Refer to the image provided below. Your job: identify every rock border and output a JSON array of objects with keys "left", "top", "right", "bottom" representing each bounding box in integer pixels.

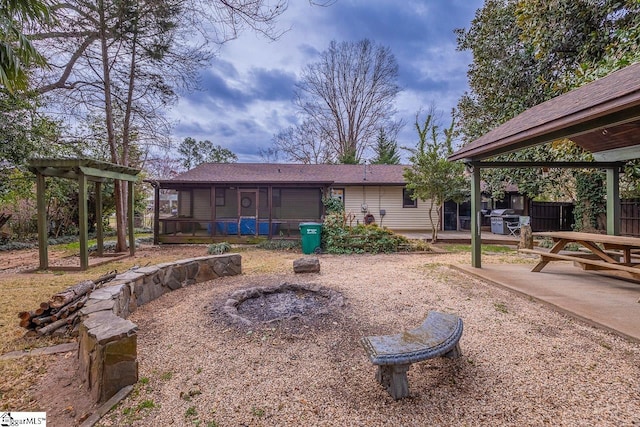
[
  {"left": 222, "top": 282, "right": 344, "bottom": 326},
  {"left": 77, "top": 254, "right": 241, "bottom": 404}
]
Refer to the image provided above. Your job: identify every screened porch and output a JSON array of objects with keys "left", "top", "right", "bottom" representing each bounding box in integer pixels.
[{"left": 154, "top": 185, "right": 325, "bottom": 243}]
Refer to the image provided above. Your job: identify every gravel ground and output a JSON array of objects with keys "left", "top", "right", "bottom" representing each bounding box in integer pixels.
[{"left": 96, "top": 252, "right": 640, "bottom": 426}]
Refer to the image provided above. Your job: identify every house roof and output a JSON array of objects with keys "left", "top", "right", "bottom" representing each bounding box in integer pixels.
[
  {"left": 156, "top": 163, "right": 409, "bottom": 186},
  {"left": 449, "top": 62, "right": 640, "bottom": 162}
]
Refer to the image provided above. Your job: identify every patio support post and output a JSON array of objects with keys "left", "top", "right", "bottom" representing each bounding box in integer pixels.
[
  {"left": 470, "top": 164, "right": 482, "bottom": 268},
  {"left": 36, "top": 172, "right": 48, "bottom": 270},
  {"left": 78, "top": 172, "right": 89, "bottom": 270},
  {"left": 128, "top": 180, "right": 135, "bottom": 256},
  {"left": 153, "top": 183, "right": 160, "bottom": 245},
  {"left": 606, "top": 167, "right": 620, "bottom": 235},
  {"left": 96, "top": 181, "right": 103, "bottom": 256}
]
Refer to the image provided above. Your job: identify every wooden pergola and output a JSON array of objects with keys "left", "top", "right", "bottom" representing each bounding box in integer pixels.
[
  {"left": 449, "top": 62, "right": 640, "bottom": 268},
  {"left": 28, "top": 158, "right": 141, "bottom": 271}
]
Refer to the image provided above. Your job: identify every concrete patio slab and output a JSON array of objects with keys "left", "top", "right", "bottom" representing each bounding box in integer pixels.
[{"left": 451, "top": 262, "right": 640, "bottom": 343}]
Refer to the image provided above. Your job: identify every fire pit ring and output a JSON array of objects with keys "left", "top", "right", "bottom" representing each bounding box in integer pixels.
[{"left": 222, "top": 282, "right": 344, "bottom": 326}]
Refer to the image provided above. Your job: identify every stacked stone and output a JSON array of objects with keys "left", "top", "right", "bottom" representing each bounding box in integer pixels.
[{"left": 77, "top": 253, "right": 242, "bottom": 404}]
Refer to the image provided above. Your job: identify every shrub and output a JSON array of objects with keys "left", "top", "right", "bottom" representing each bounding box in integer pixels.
[
  {"left": 321, "top": 212, "right": 408, "bottom": 254},
  {"left": 207, "top": 242, "right": 231, "bottom": 255},
  {"left": 257, "top": 239, "right": 301, "bottom": 251}
]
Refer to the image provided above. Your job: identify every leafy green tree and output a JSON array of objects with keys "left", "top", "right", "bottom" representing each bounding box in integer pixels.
[
  {"left": 178, "top": 137, "right": 237, "bottom": 169},
  {"left": 403, "top": 110, "right": 468, "bottom": 243},
  {"left": 0, "top": 0, "right": 50, "bottom": 92},
  {"left": 371, "top": 128, "right": 401, "bottom": 165},
  {"left": 455, "top": 0, "right": 640, "bottom": 229}
]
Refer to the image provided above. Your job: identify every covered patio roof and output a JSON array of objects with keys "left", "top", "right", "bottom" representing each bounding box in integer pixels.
[
  {"left": 449, "top": 62, "right": 640, "bottom": 268},
  {"left": 450, "top": 61, "right": 640, "bottom": 162}
]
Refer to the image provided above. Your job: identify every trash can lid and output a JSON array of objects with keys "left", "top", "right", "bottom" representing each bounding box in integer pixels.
[{"left": 299, "top": 222, "right": 322, "bottom": 226}]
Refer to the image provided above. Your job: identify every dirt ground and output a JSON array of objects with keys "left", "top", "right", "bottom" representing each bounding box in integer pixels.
[
  {"left": 4, "top": 245, "right": 639, "bottom": 426},
  {"left": 0, "top": 244, "right": 222, "bottom": 426}
]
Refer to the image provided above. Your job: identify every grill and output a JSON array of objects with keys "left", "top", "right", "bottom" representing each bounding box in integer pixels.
[{"left": 489, "top": 209, "right": 519, "bottom": 235}]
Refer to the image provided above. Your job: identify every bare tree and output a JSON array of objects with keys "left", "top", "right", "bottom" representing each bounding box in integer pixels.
[
  {"left": 273, "top": 119, "right": 335, "bottom": 164},
  {"left": 29, "top": 0, "right": 288, "bottom": 251},
  {"left": 285, "top": 39, "right": 402, "bottom": 164}
]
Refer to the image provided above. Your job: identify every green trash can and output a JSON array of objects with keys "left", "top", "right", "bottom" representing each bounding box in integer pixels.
[{"left": 299, "top": 222, "right": 322, "bottom": 254}]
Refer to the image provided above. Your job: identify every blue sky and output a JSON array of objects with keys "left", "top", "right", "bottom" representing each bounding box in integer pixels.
[{"left": 168, "top": 0, "right": 485, "bottom": 162}]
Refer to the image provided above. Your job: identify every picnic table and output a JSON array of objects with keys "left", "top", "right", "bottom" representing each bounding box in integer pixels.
[{"left": 519, "top": 231, "right": 640, "bottom": 280}]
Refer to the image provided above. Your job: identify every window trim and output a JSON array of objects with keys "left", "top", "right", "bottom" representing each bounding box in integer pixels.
[
  {"left": 402, "top": 188, "right": 417, "bottom": 208},
  {"left": 215, "top": 188, "right": 226, "bottom": 206}
]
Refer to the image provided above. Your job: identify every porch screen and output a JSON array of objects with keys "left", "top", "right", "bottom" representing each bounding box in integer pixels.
[{"left": 275, "top": 188, "right": 321, "bottom": 219}]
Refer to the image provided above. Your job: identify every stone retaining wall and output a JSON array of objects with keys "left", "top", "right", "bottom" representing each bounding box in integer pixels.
[{"left": 78, "top": 254, "right": 242, "bottom": 403}]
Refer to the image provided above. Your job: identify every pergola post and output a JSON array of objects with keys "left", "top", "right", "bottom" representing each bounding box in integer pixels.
[
  {"left": 470, "top": 164, "right": 482, "bottom": 268},
  {"left": 36, "top": 172, "right": 48, "bottom": 270},
  {"left": 153, "top": 183, "right": 160, "bottom": 245},
  {"left": 606, "top": 167, "right": 620, "bottom": 235},
  {"left": 96, "top": 181, "right": 103, "bottom": 256},
  {"left": 78, "top": 172, "right": 89, "bottom": 270}
]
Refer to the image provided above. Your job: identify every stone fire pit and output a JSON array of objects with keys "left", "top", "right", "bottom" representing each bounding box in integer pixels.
[{"left": 222, "top": 282, "right": 344, "bottom": 326}]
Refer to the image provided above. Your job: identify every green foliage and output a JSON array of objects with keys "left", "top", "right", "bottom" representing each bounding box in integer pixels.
[
  {"left": 256, "top": 239, "right": 301, "bottom": 251},
  {"left": 371, "top": 128, "right": 401, "bottom": 165},
  {"left": 455, "top": 0, "right": 640, "bottom": 228},
  {"left": 0, "top": 0, "right": 51, "bottom": 92},
  {"left": 178, "top": 137, "right": 238, "bottom": 169},
  {"left": 322, "top": 196, "right": 344, "bottom": 215},
  {"left": 403, "top": 109, "right": 468, "bottom": 242},
  {"left": 321, "top": 211, "right": 408, "bottom": 254},
  {"left": 207, "top": 242, "right": 231, "bottom": 255},
  {"left": 572, "top": 170, "right": 606, "bottom": 231}
]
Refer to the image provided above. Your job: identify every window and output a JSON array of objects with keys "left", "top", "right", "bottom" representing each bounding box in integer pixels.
[
  {"left": 272, "top": 188, "right": 281, "bottom": 208},
  {"left": 330, "top": 188, "right": 344, "bottom": 203},
  {"left": 215, "top": 188, "right": 225, "bottom": 206},
  {"left": 403, "top": 188, "right": 417, "bottom": 208}
]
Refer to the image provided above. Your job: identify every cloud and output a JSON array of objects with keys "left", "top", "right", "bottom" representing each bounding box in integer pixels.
[{"left": 167, "top": 0, "right": 485, "bottom": 162}]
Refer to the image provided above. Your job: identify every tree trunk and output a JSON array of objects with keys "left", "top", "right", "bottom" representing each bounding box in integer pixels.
[
  {"left": 428, "top": 203, "right": 438, "bottom": 243},
  {"left": 98, "top": 0, "right": 128, "bottom": 253}
]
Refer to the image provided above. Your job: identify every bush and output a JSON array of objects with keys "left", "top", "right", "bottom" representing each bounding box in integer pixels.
[
  {"left": 257, "top": 239, "right": 301, "bottom": 251},
  {"left": 321, "top": 212, "right": 408, "bottom": 254},
  {"left": 207, "top": 242, "right": 231, "bottom": 255}
]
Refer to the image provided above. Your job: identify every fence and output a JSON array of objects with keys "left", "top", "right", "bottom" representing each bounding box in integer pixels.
[
  {"left": 529, "top": 201, "right": 574, "bottom": 232},
  {"left": 621, "top": 198, "right": 640, "bottom": 237}
]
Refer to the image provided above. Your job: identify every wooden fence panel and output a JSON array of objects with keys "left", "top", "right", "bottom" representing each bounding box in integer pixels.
[
  {"left": 621, "top": 198, "right": 640, "bottom": 237},
  {"left": 529, "top": 201, "right": 574, "bottom": 232}
]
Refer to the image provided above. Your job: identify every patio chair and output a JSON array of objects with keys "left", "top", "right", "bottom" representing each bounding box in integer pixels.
[{"left": 507, "top": 216, "right": 530, "bottom": 236}]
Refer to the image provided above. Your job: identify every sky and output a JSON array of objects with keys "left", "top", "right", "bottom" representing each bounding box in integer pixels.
[{"left": 168, "top": 0, "right": 486, "bottom": 163}]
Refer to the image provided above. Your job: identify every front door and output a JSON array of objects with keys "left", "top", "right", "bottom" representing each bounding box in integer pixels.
[{"left": 239, "top": 190, "right": 258, "bottom": 235}]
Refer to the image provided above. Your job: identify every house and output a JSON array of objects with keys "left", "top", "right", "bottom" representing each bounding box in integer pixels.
[{"left": 148, "top": 163, "right": 436, "bottom": 244}]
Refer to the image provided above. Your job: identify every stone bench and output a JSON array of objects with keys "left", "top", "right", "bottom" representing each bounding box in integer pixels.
[{"left": 360, "top": 311, "right": 463, "bottom": 400}]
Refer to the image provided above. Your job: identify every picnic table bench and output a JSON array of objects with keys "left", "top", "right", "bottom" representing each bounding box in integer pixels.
[
  {"left": 520, "top": 231, "right": 640, "bottom": 280},
  {"left": 360, "top": 311, "right": 463, "bottom": 400}
]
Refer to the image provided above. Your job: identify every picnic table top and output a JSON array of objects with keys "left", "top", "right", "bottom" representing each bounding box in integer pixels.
[{"left": 534, "top": 231, "right": 640, "bottom": 248}]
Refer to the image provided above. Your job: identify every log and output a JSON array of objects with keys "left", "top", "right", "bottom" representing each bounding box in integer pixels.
[
  {"left": 32, "top": 315, "right": 53, "bottom": 326},
  {"left": 94, "top": 272, "right": 117, "bottom": 286},
  {"left": 52, "top": 295, "right": 88, "bottom": 321},
  {"left": 49, "top": 280, "right": 94, "bottom": 309},
  {"left": 37, "top": 312, "right": 78, "bottom": 336},
  {"left": 19, "top": 318, "right": 33, "bottom": 328},
  {"left": 18, "top": 311, "right": 36, "bottom": 321},
  {"left": 40, "top": 302, "right": 50, "bottom": 311}
]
